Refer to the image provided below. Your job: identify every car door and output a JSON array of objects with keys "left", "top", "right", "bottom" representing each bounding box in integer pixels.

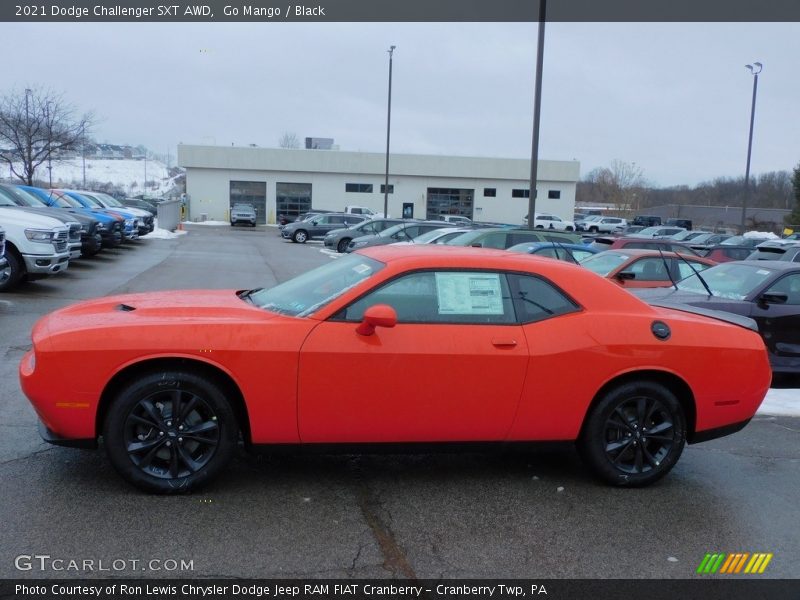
[
  {"left": 297, "top": 270, "right": 528, "bottom": 442},
  {"left": 750, "top": 273, "right": 800, "bottom": 367}
]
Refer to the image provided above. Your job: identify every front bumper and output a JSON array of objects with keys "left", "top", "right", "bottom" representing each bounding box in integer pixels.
[
  {"left": 68, "top": 241, "right": 82, "bottom": 260},
  {"left": 22, "top": 252, "right": 70, "bottom": 275}
]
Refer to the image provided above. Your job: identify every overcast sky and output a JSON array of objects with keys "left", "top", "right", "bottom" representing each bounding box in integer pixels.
[{"left": 4, "top": 21, "right": 799, "bottom": 186}]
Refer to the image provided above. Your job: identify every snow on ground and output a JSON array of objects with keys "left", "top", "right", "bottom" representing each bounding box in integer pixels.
[
  {"left": 146, "top": 227, "right": 187, "bottom": 240},
  {"left": 758, "top": 388, "right": 800, "bottom": 417},
  {"left": 183, "top": 220, "right": 230, "bottom": 226},
  {"left": 5, "top": 158, "right": 179, "bottom": 197}
]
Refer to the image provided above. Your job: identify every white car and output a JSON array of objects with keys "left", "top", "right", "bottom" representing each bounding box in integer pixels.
[
  {"left": 579, "top": 216, "right": 628, "bottom": 234},
  {"left": 524, "top": 213, "right": 576, "bottom": 231}
]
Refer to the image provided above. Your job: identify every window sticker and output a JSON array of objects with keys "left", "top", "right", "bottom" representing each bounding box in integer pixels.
[{"left": 435, "top": 272, "right": 503, "bottom": 315}]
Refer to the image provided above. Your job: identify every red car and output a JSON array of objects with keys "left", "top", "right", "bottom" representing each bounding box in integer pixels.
[
  {"left": 20, "top": 246, "right": 770, "bottom": 493},
  {"left": 580, "top": 249, "right": 716, "bottom": 288}
]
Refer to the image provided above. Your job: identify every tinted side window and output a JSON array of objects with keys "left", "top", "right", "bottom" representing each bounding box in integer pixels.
[
  {"left": 507, "top": 232, "right": 540, "bottom": 246},
  {"left": 329, "top": 216, "right": 346, "bottom": 225},
  {"left": 479, "top": 233, "right": 508, "bottom": 249},
  {"left": 628, "top": 258, "right": 670, "bottom": 281},
  {"left": 340, "top": 271, "right": 515, "bottom": 324},
  {"left": 507, "top": 274, "right": 579, "bottom": 324}
]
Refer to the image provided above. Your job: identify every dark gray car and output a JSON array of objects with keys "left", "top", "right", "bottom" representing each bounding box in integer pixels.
[
  {"left": 282, "top": 213, "right": 368, "bottom": 243},
  {"left": 323, "top": 218, "right": 404, "bottom": 253},
  {"left": 346, "top": 221, "right": 455, "bottom": 252}
]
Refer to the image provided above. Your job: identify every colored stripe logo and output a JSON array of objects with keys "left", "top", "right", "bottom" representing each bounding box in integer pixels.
[{"left": 697, "top": 552, "right": 773, "bottom": 574}]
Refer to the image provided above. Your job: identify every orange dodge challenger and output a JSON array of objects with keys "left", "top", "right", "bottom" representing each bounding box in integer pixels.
[{"left": 19, "top": 246, "right": 770, "bottom": 493}]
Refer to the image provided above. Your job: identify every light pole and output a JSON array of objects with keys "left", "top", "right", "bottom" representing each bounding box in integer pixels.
[
  {"left": 741, "top": 62, "right": 762, "bottom": 232},
  {"left": 527, "top": 0, "right": 546, "bottom": 230},
  {"left": 383, "top": 45, "right": 396, "bottom": 219}
]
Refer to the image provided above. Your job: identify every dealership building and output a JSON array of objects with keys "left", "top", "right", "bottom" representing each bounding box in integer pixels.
[{"left": 177, "top": 144, "right": 580, "bottom": 225}]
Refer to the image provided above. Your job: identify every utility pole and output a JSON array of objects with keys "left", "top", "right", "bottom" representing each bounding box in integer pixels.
[
  {"left": 741, "top": 62, "right": 762, "bottom": 233},
  {"left": 383, "top": 45, "right": 396, "bottom": 219},
  {"left": 527, "top": 0, "right": 546, "bottom": 230}
]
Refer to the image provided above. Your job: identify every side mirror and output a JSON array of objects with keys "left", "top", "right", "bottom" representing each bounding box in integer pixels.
[
  {"left": 356, "top": 304, "right": 398, "bottom": 336},
  {"left": 311, "top": 220, "right": 319, "bottom": 225},
  {"left": 616, "top": 271, "right": 636, "bottom": 281},
  {"left": 759, "top": 292, "right": 788, "bottom": 307}
]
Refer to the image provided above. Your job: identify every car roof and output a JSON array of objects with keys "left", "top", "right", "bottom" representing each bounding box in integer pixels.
[
  {"left": 599, "top": 248, "right": 711, "bottom": 259},
  {"left": 732, "top": 260, "right": 800, "bottom": 271}
]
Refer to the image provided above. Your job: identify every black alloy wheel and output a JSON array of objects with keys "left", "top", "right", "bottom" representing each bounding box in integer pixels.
[
  {"left": 104, "top": 370, "right": 238, "bottom": 493},
  {"left": 337, "top": 238, "right": 351, "bottom": 253},
  {"left": 579, "top": 380, "right": 686, "bottom": 487}
]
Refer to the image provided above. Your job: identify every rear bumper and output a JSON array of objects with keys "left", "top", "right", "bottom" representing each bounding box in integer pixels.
[
  {"left": 689, "top": 418, "right": 751, "bottom": 444},
  {"left": 38, "top": 420, "right": 97, "bottom": 449}
]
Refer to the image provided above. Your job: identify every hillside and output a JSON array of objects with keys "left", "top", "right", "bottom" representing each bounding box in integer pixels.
[{"left": 2, "top": 158, "right": 184, "bottom": 198}]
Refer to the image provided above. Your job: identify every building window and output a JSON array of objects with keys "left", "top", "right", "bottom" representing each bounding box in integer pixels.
[
  {"left": 483, "top": 188, "right": 496, "bottom": 197},
  {"left": 276, "top": 182, "right": 312, "bottom": 221},
  {"left": 426, "top": 188, "right": 474, "bottom": 221},
  {"left": 380, "top": 184, "right": 394, "bottom": 194},
  {"left": 548, "top": 190, "right": 561, "bottom": 199},
  {"left": 346, "top": 183, "right": 373, "bottom": 193},
  {"left": 512, "top": 189, "right": 530, "bottom": 198}
]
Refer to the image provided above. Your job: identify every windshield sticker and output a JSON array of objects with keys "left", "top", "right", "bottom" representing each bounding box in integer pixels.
[
  {"left": 756, "top": 270, "right": 770, "bottom": 276},
  {"left": 353, "top": 264, "right": 372, "bottom": 274},
  {"left": 436, "top": 272, "right": 503, "bottom": 315}
]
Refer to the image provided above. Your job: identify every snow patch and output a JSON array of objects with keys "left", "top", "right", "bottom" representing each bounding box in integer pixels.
[
  {"left": 758, "top": 388, "right": 800, "bottom": 417},
  {"left": 744, "top": 231, "right": 778, "bottom": 240},
  {"left": 146, "top": 227, "right": 187, "bottom": 240},
  {"left": 184, "top": 220, "right": 230, "bottom": 226}
]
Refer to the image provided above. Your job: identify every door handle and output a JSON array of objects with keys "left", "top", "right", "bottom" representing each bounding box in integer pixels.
[{"left": 492, "top": 338, "right": 518, "bottom": 347}]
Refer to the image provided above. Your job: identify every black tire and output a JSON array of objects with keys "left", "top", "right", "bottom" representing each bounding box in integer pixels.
[
  {"left": 0, "top": 247, "right": 25, "bottom": 292},
  {"left": 337, "top": 238, "right": 351, "bottom": 253},
  {"left": 535, "top": 225, "right": 544, "bottom": 229},
  {"left": 566, "top": 226, "right": 574, "bottom": 232},
  {"left": 103, "top": 370, "right": 238, "bottom": 494},
  {"left": 578, "top": 380, "right": 686, "bottom": 487},
  {"left": 293, "top": 230, "right": 308, "bottom": 243},
  {"left": 589, "top": 226, "right": 599, "bottom": 233}
]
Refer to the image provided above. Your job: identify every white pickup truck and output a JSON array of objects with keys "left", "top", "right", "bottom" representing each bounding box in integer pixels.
[{"left": 0, "top": 208, "right": 71, "bottom": 292}]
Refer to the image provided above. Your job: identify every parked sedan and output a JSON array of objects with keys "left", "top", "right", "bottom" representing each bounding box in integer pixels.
[
  {"left": 446, "top": 228, "right": 581, "bottom": 249},
  {"left": 20, "top": 245, "right": 770, "bottom": 493},
  {"left": 346, "top": 221, "right": 453, "bottom": 252},
  {"left": 747, "top": 241, "right": 800, "bottom": 262},
  {"left": 324, "top": 218, "right": 404, "bottom": 253},
  {"left": 282, "top": 213, "right": 368, "bottom": 243},
  {"left": 634, "top": 261, "right": 800, "bottom": 374},
  {"left": 628, "top": 226, "right": 687, "bottom": 239},
  {"left": 590, "top": 236, "right": 699, "bottom": 256},
  {"left": 580, "top": 250, "right": 715, "bottom": 288},
  {"left": 507, "top": 242, "right": 599, "bottom": 263}
]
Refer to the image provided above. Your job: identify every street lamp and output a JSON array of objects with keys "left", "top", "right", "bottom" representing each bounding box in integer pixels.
[
  {"left": 741, "top": 61, "right": 762, "bottom": 232},
  {"left": 383, "top": 45, "right": 396, "bottom": 219},
  {"left": 527, "top": 0, "right": 546, "bottom": 230}
]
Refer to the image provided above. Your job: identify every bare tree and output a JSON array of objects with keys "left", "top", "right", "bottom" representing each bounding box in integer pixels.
[
  {"left": 278, "top": 132, "right": 300, "bottom": 149},
  {"left": 581, "top": 160, "right": 646, "bottom": 211},
  {"left": 0, "top": 87, "right": 93, "bottom": 185}
]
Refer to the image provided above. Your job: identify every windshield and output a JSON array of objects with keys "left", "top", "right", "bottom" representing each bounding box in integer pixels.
[
  {"left": 2, "top": 186, "right": 43, "bottom": 207},
  {"left": 378, "top": 223, "right": 408, "bottom": 238},
  {"left": 98, "top": 193, "right": 123, "bottom": 207},
  {"left": 412, "top": 228, "right": 450, "bottom": 243},
  {"left": 636, "top": 227, "right": 662, "bottom": 236},
  {"left": 248, "top": 254, "right": 384, "bottom": 317},
  {"left": 54, "top": 193, "right": 81, "bottom": 208},
  {"left": 676, "top": 262, "right": 775, "bottom": 300},
  {"left": 580, "top": 252, "right": 629, "bottom": 276},
  {"left": 671, "top": 230, "right": 701, "bottom": 241},
  {"left": 74, "top": 193, "right": 103, "bottom": 208},
  {"left": 445, "top": 230, "right": 487, "bottom": 246}
]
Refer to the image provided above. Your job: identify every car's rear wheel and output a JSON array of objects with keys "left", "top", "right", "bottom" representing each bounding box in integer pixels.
[
  {"left": 589, "top": 226, "right": 599, "bottom": 233},
  {"left": 337, "top": 238, "right": 351, "bottom": 253},
  {"left": 103, "top": 370, "right": 238, "bottom": 494},
  {"left": 578, "top": 380, "right": 685, "bottom": 487},
  {"left": 293, "top": 230, "right": 308, "bottom": 243}
]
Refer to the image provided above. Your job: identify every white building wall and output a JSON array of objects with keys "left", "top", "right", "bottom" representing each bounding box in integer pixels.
[{"left": 179, "top": 145, "right": 579, "bottom": 225}]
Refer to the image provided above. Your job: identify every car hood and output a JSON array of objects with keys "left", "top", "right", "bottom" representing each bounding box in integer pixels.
[
  {"left": 34, "top": 289, "right": 277, "bottom": 343},
  {"left": 0, "top": 207, "right": 69, "bottom": 229}
]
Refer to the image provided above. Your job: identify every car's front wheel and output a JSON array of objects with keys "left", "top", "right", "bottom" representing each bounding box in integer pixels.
[
  {"left": 293, "top": 230, "right": 308, "bottom": 243},
  {"left": 0, "top": 247, "right": 24, "bottom": 293},
  {"left": 103, "top": 370, "right": 238, "bottom": 494},
  {"left": 578, "top": 380, "right": 686, "bottom": 487},
  {"left": 337, "top": 238, "right": 351, "bottom": 253}
]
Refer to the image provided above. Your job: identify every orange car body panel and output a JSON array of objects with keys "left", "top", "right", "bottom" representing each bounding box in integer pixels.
[{"left": 19, "top": 246, "right": 771, "bottom": 447}]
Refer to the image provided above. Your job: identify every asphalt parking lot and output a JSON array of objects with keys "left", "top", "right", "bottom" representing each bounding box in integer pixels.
[{"left": 0, "top": 224, "right": 798, "bottom": 579}]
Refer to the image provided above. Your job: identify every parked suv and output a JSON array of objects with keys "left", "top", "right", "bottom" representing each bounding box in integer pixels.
[
  {"left": 282, "top": 213, "right": 368, "bottom": 243},
  {"left": 666, "top": 218, "right": 693, "bottom": 230},
  {"left": 0, "top": 226, "right": 7, "bottom": 286},
  {"left": 0, "top": 208, "right": 70, "bottom": 292},
  {"left": 324, "top": 218, "right": 404, "bottom": 253},
  {"left": 632, "top": 215, "right": 662, "bottom": 227},
  {"left": 578, "top": 216, "right": 627, "bottom": 233},
  {"left": 230, "top": 204, "right": 257, "bottom": 227}
]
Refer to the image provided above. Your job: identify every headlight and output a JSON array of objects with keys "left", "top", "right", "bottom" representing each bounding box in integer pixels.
[
  {"left": 125, "top": 219, "right": 134, "bottom": 227},
  {"left": 25, "top": 229, "right": 55, "bottom": 242},
  {"left": 96, "top": 223, "right": 105, "bottom": 231}
]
